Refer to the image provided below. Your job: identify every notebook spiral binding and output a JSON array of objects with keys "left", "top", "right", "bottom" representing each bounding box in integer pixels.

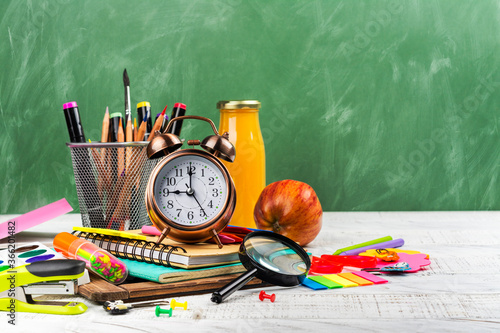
[{"left": 72, "top": 230, "right": 187, "bottom": 267}]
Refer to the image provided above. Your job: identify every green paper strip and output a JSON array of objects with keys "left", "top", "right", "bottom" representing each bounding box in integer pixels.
[
  {"left": 308, "top": 275, "right": 343, "bottom": 289},
  {"left": 332, "top": 236, "right": 393, "bottom": 255}
]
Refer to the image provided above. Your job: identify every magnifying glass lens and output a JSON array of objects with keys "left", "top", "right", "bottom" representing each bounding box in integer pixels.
[{"left": 245, "top": 236, "right": 307, "bottom": 275}]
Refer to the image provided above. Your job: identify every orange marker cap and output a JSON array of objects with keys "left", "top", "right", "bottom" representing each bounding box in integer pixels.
[{"left": 53, "top": 232, "right": 85, "bottom": 258}]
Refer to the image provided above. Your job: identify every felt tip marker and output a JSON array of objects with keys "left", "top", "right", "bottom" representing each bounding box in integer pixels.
[
  {"left": 63, "top": 101, "right": 86, "bottom": 143},
  {"left": 137, "top": 101, "right": 152, "bottom": 140},
  {"left": 108, "top": 113, "right": 124, "bottom": 142},
  {"left": 167, "top": 103, "right": 187, "bottom": 135}
]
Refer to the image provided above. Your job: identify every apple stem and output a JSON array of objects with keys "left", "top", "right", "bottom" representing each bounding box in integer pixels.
[{"left": 272, "top": 221, "right": 281, "bottom": 233}]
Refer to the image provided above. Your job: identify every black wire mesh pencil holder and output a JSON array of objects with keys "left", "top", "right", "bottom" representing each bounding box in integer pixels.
[{"left": 67, "top": 142, "right": 159, "bottom": 230}]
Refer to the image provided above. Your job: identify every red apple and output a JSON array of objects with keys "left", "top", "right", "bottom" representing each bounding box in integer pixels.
[{"left": 253, "top": 180, "right": 322, "bottom": 246}]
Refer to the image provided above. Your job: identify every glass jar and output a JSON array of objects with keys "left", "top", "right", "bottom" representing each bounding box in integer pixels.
[{"left": 218, "top": 100, "right": 266, "bottom": 228}]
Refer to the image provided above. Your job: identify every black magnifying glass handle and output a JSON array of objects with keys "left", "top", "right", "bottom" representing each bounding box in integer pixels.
[{"left": 211, "top": 267, "right": 258, "bottom": 303}]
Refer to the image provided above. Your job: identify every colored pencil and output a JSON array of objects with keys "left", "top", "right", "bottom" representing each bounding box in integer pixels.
[
  {"left": 133, "top": 118, "right": 138, "bottom": 141},
  {"left": 105, "top": 169, "right": 126, "bottom": 226},
  {"left": 117, "top": 118, "right": 125, "bottom": 177},
  {"left": 98, "top": 107, "right": 111, "bottom": 199},
  {"left": 101, "top": 107, "right": 109, "bottom": 143},
  {"left": 148, "top": 105, "right": 167, "bottom": 141},
  {"left": 332, "top": 236, "right": 393, "bottom": 255},
  {"left": 126, "top": 117, "right": 133, "bottom": 142},
  {"left": 136, "top": 113, "right": 148, "bottom": 141},
  {"left": 160, "top": 115, "right": 169, "bottom": 133}
]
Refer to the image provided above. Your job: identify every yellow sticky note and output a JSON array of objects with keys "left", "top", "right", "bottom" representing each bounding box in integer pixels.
[
  {"left": 338, "top": 272, "right": 373, "bottom": 286},
  {"left": 323, "top": 274, "right": 358, "bottom": 287}
]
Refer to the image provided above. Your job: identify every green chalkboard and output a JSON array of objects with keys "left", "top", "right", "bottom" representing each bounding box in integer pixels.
[{"left": 1, "top": 0, "right": 500, "bottom": 213}]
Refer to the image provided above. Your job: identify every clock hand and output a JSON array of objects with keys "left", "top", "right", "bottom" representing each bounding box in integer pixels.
[
  {"left": 185, "top": 183, "right": 194, "bottom": 196},
  {"left": 192, "top": 192, "right": 208, "bottom": 217},
  {"left": 188, "top": 162, "right": 192, "bottom": 189},
  {"left": 172, "top": 190, "right": 187, "bottom": 194},
  {"left": 185, "top": 183, "right": 207, "bottom": 217}
]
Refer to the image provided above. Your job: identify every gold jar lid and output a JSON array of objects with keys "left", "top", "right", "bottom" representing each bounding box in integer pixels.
[{"left": 217, "top": 100, "right": 261, "bottom": 109}]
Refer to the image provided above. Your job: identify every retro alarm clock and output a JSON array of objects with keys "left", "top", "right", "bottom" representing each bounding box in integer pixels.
[{"left": 145, "top": 116, "right": 236, "bottom": 248}]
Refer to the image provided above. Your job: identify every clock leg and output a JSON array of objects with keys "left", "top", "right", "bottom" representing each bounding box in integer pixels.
[
  {"left": 156, "top": 227, "right": 170, "bottom": 245},
  {"left": 211, "top": 229, "right": 223, "bottom": 249}
]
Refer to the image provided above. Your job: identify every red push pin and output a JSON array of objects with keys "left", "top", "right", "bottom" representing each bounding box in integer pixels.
[{"left": 259, "top": 290, "right": 276, "bottom": 302}]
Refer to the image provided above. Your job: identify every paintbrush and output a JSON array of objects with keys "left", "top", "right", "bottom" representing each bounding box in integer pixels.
[
  {"left": 148, "top": 105, "right": 167, "bottom": 141},
  {"left": 123, "top": 69, "right": 131, "bottom": 122}
]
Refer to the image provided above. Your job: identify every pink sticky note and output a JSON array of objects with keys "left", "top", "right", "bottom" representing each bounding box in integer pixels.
[
  {"left": 374, "top": 253, "right": 431, "bottom": 273},
  {"left": 352, "top": 271, "right": 388, "bottom": 284},
  {"left": 0, "top": 199, "right": 73, "bottom": 239}
]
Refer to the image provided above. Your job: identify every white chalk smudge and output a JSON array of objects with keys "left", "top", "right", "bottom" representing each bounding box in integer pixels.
[
  {"left": 430, "top": 58, "right": 451, "bottom": 75},
  {"left": 7, "top": 27, "right": 15, "bottom": 58}
]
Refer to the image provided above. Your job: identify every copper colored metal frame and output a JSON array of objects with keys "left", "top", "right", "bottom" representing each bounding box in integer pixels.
[{"left": 145, "top": 149, "right": 236, "bottom": 246}]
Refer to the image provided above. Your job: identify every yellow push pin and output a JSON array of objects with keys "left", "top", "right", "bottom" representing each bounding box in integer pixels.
[{"left": 170, "top": 299, "right": 188, "bottom": 310}]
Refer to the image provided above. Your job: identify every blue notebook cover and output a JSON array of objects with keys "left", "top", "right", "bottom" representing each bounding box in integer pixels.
[{"left": 122, "top": 259, "right": 245, "bottom": 283}]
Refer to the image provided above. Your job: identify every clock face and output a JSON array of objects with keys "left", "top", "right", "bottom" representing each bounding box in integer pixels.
[{"left": 153, "top": 154, "right": 229, "bottom": 226}]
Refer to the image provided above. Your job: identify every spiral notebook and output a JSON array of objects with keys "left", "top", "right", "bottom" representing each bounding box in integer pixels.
[
  {"left": 72, "top": 229, "right": 240, "bottom": 269},
  {"left": 122, "top": 259, "right": 245, "bottom": 283}
]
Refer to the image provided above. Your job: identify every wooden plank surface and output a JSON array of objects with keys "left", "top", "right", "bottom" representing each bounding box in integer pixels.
[
  {"left": 2, "top": 212, "right": 499, "bottom": 332},
  {"left": 123, "top": 274, "right": 270, "bottom": 301},
  {"left": 77, "top": 273, "right": 271, "bottom": 302},
  {"left": 77, "top": 275, "right": 129, "bottom": 302}
]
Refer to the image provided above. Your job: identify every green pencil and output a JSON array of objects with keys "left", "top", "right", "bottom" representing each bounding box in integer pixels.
[{"left": 332, "top": 236, "right": 393, "bottom": 255}]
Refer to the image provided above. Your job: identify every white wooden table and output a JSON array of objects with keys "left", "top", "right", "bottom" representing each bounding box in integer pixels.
[{"left": 1, "top": 212, "right": 499, "bottom": 332}]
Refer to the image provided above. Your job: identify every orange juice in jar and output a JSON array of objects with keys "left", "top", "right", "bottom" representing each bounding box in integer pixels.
[{"left": 218, "top": 100, "right": 265, "bottom": 228}]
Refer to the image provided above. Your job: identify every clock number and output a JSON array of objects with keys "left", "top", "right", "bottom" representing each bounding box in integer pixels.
[
  {"left": 176, "top": 209, "right": 182, "bottom": 217},
  {"left": 208, "top": 200, "right": 213, "bottom": 208},
  {"left": 162, "top": 188, "right": 169, "bottom": 197},
  {"left": 187, "top": 166, "right": 196, "bottom": 175},
  {"left": 167, "top": 200, "right": 174, "bottom": 209},
  {"left": 187, "top": 211, "right": 194, "bottom": 220},
  {"left": 212, "top": 188, "right": 219, "bottom": 197},
  {"left": 175, "top": 169, "right": 183, "bottom": 177},
  {"left": 200, "top": 209, "right": 207, "bottom": 217},
  {"left": 209, "top": 177, "right": 215, "bottom": 185},
  {"left": 201, "top": 169, "right": 205, "bottom": 177},
  {"left": 166, "top": 177, "right": 176, "bottom": 186}
]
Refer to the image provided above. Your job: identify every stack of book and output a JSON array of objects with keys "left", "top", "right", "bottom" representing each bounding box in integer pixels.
[{"left": 71, "top": 227, "right": 246, "bottom": 284}]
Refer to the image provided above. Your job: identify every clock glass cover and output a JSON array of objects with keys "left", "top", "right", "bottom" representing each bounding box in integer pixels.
[{"left": 153, "top": 154, "right": 229, "bottom": 226}]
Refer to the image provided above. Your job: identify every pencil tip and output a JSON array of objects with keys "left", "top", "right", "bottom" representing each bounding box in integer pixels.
[
  {"left": 161, "top": 105, "right": 168, "bottom": 116},
  {"left": 119, "top": 118, "right": 123, "bottom": 126},
  {"left": 105, "top": 106, "right": 109, "bottom": 114}
]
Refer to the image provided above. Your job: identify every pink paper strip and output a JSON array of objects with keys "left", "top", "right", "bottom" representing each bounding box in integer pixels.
[
  {"left": 352, "top": 271, "right": 388, "bottom": 284},
  {"left": 0, "top": 199, "right": 73, "bottom": 239}
]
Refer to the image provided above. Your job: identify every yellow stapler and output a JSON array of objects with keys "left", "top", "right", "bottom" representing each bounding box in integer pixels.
[{"left": 0, "top": 259, "right": 88, "bottom": 315}]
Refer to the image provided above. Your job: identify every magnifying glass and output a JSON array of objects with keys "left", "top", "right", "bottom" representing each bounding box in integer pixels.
[{"left": 211, "top": 231, "right": 311, "bottom": 303}]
